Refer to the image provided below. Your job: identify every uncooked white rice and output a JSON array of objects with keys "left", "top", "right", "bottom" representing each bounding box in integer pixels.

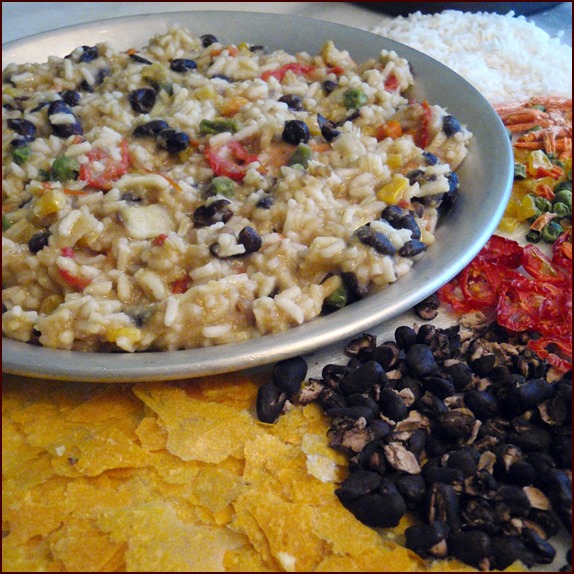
[{"left": 371, "top": 10, "right": 572, "bottom": 104}]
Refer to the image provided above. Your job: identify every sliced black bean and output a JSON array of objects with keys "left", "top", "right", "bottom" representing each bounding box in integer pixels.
[
  {"left": 133, "top": 119, "right": 170, "bottom": 138},
  {"left": 370, "top": 341, "right": 400, "bottom": 371},
  {"left": 394, "top": 213, "right": 421, "bottom": 240},
  {"left": 27, "top": 230, "right": 51, "bottom": 253},
  {"left": 59, "top": 89, "right": 81, "bottom": 107},
  {"left": 399, "top": 239, "right": 427, "bottom": 258},
  {"left": 128, "top": 88, "right": 157, "bottom": 113},
  {"left": 272, "top": 356, "right": 307, "bottom": 397},
  {"left": 442, "top": 114, "right": 462, "bottom": 136},
  {"left": 129, "top": 53, "right": 153, "bottom": 65},
  {"left": 7, "top": 118, "right": 37, "bottom": 140},
  {"left": 192, "top": 199, "right": 233, "bottom": 227},
  {"left": 201, "top": 34, "right": 218, "bottom": 48},
  {"left": 413, "top": 293, "right": 440, "bottom": 320},
  {"left": 170, "top": 58, "right": 197, "bottom": 72},
  {"left": 278, "top": 94, "right": 304, "bottom": 110},
  {"left": 78, "top": 45, "right": 99, "bottom": 63},
  {"left": 157, "top": 128, "right": 190, "bottom": 153},
  {"left": 256, "top": 381, "right": 287, "bottom": 423},
  {"left": 354, "top": 225, "right": 397, "bottom": 256},
  {"left": 322, "top": 79, "right": 338, "bottom": 94},
  {"left": 317, "top": 113, "right": 340, "bottom": 142},
  {"left": 47, "top": 100, "right": 82, "bottom": 137},
  {"left": 282, "top": 119, "right": 310, "bottom": 145}
]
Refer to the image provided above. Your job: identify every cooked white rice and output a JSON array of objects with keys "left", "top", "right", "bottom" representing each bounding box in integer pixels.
[
  {"left": 371, "top": 10, "right": 572, "bottom": 104},
  {"left": 2, "top": 26, "right": 471, "bottom": 352}
]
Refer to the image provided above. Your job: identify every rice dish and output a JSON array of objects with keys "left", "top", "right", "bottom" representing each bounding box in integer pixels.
[{"left": 2, "top": 27, "right": 471, "bottom": 352}]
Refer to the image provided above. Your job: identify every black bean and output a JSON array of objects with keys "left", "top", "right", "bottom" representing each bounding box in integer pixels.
[
  {"left": 464, "top": 389, "right": 499, "bottom": 419},
  {"left": 380, "top": 205, "right": 404, "bottom": 226},
  {"left": 428, "top": 482, "right": 460, "bottom": 531},
  {"left": 423, "top": 151, "right": 439, "bottom": 165},
  {"left": 405, "top": 168, "right": 425, "bottom": 186},
  {"left": 394, "top": 213, "right": 421, "bottom": 240},
  {"left": 506, "top": 460, "right": 535, "bottom": 486},
  {"left": 443, "top": 114, "right": 462, "bottom": 136},
  {"left": 395, "top": 375, "right": 422, "bottom": 402},
  {"left": 47, "top": 100, "right": 82, "bottom": 138},
  {"left": 78, "top": 45, "right": 99, "bottom": 63},
  {"left": 327, "top": 405, "right": 377, "bottom": 421},
  {"left": 378, "top": 387, "right": 408, "bottom": 421},
  {"left": 405, "top": 344, "right": 438, "bottom": 376},
  {"left": 201, "top": 34, "right": 218, "bottom": 48},
  {"left": 394, "top": 325, "right": 417, "bottom": 351},
  {"left": 399, "top": 239, "right": 427, "bottom": 258},
  {"left": 256, "top": 381, "right": 287, "bottom": 423},
  {"left": 128, "top": 88, "right": 157, "bottom": 113},
  {"left": 236, "top": 226, "right": 262, "bottom": 255},
  {"left": 526, "top": 509, "right": 562, "bottom": 540},
  {"left": 437, "top": 411, "right": 476, "bottom": 443},
  {"left": 282, "top": 119, "right": 310, "bottom": 145},
  {"left": 394, "top": 473, "right": 427, "bottom": 509},
  {"left": 413, "top": 293, "right": 440, "bottom": 320},
  {"left": 345, "top": 333, "right": 377, "bottom": 358},
  {"left": 354, "top": 225, "right": 397, "bottom": 256},
  {"left": 491, "top": 536, "right": 535, "bottom": 570},
  {"left": 27, "top": 230, "right": 51, "bottom": 253},
  {"left": 7, "top": 118, "right": 37, "bottom": 140},
  {"left": 461, "top": 498, "right": 498, "bottom": 535},
  {"left": 256, "top": 195, "right": 273, "bottom": 209},
  {"left": 59, "top": 90, "right": 81, "bottom": 107},
  {"left": 272, "top": 356, "right": 307, "bottom": 397},
  {"left": 503, "top": 378, "right": 556, "bottom": 418},
  {"left": 444, "top": 361, "right": 473, "bottom": 390},
  {"left": 405, "top": 522, "right": 449, "bottom": 558},
  {"left": 129, "top": 53, "right": 153, "bottom": 65},
  {"left": 157, "top": 128, "right": 190, "bottom": 153},
  {"left": 321, "top": 363, "right": 351, "bottom": 388},
  {"left": 422, "top": 375, "right": 455, "bottom": 399},
  {"left": 449, "top": 530, "right": 492, "bottom": 570},
  {"left": 370, "top": 341, "right": 400, "bottom": 371},
  {"left": 192, "top": 199, "right": 233, "bottom": 227},
  {"left": 549, "top": 433, "right": 572, "bottom": 468},
  {"left": 317, "top": 113, "right": 340, "bottom": 142},
  {"left": 320, "top": 387, "right": 347, "bottom": 410},
  {"left": 521, "top": 527, "right": 557, "bottom": 564},
  {"left": 322, "top": 79, "right": 337, "bottom": 94},
  {"left": 335, "top": 470, "right": 382, "bottom": 504},
  {"left": 339, "top": 478, "right": 406, "bottom": 528},
  {"left": 507, "top": 427, "right": 551, "bottom": 453},
  {"left": 468, "top": 354, "right": 496, "bottom": 376},
  {"left": 446, "top": 450, "right": 477, "bottom": 477},
  {"left": 133, "top": 119, "right": 170, "bottom": 138},
  {"left": 339, "top": 360, "right": 385, "bottom": 395},
  {"left": 278, "top": 94, "right": 304, "bottom": 110},
  {"left": 495, "top": 484, "right": 531, "bottom": 520},
  {"left": 170, "top": 58, "right": 197, "bottom": 72}
]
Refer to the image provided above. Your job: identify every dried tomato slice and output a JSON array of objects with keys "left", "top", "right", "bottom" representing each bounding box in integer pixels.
[
  {"left": 521, "top": 244, "right": 569, "bottom": 284},
  {"left": 261, "top": 63, "right": 316, "bottom": 82},
  {"left": 528, "top": 336, "right": 572, "bottom": 373},
  {"left": 79, "top": 139, "right": 130, "bottom": 190},
  {"left": 552, "top": 228, "right": 572, "bottom": 271},
  {"left": 478, "top": 235, "right": 523, "bottom": 268},
  {"left": 205, "top": 141, "right": 259, "bottom": 182},
  {"left": 437, "top": 276, "right": 477, "bottom": 314}
]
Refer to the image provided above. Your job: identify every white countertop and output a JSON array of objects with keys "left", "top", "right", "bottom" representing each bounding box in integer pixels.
[{"left": 2, "top": 2, "right": 572, "bottom": 46}]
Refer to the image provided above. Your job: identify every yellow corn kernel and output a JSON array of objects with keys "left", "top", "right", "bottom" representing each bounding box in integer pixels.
[
  {"left": 3, "top": 219, "right": 37, "bottom": 243},
  {"left": 141, "top": 63, "right": 169, "bottom": 84},
  {"left": 386, "top": 153, "right": 403, "bottom": 170},
  {"left": 527, "top": 149, "right": 553, "bottom": 176},
  {"left": 305, "top": 117, "right": 322, "bottom": 137},
  {"left": 194, "top": 85, "right": 216, "bottom": 101},
  {"left": 33, "top": 188, "right": 66, "bottom": 218},
  {"left": 219, "top": 96, "right": 249, "bottom": 117},
  {"left": 39, "top": 294, "right": 64, "bottom": 315},
  {"left": 361, "top": 126, "right": 377, "bottom": 138},
  {"left": 504, "top": 196, "right": 520, "bottom": 218},
  {"left": 237, "top": 42, "right": 250, "bottom": 52},
  {"left": 517, "top": 194, "right": 537, "bottom": 221},
  {"left": 106, "top": 326, "right": 142, "bottom": 344},
  {"left": 377, "top": 174, "right": 409, "bottom": 204},
  {"left": 498, "top": 216, "right": 519, "bottom": 233}
]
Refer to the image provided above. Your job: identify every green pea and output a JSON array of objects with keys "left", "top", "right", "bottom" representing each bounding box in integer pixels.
[
  {"left": 2, "top": 214, "right": 13, "bottom": 231},
  {"left": 552, "top": 202, "right": 570, "bottom": 218},
  {"left": 540, "top": 220, "right": 563, "bottom": 244},
  {"left": 324, "top": 285, "right": 347, "bottom": 310},
  {"left": 12, "top": 145, "right": 31, "bottom": 166},
  {"left": 343, "top": 88, "right": 367, "bottom": 110},
  {"left": 513, "top": 162, "right": 527, "bottom": 180},
  {"left": 209, "top": 176, "right": 235, "bottom": 197},
  {"left": 288, "top": 144, "right": 311, "bottom": 168},
  {"left": 199, "top": 118, "right": 239, "bottom": 135},
  {"left": 525, "top": 229, "right": 541, "bottom": 244},
  {"left": 553, "top": 181, "right": 572, "bottom": 194},
  {"left": 533, "top": 196, "right": 552, "bottom": 213},
  {"left": 553, "top": 189, "right": 572, "bottom": 211},
  {"left": 51, "top": 156, "right": 80, "bottom": 182},
  {"left": 36, "top": 168, "right": 51, "bottom": 182}
]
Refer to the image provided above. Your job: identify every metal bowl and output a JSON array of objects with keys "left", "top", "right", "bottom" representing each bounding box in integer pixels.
[{"left": 1, "top": 11, "right": 513, "bottom": 382}]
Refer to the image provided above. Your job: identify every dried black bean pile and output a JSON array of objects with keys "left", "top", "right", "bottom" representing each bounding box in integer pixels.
[{"left": 256, "top": 314, "right": 572, "bottom": 571}]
